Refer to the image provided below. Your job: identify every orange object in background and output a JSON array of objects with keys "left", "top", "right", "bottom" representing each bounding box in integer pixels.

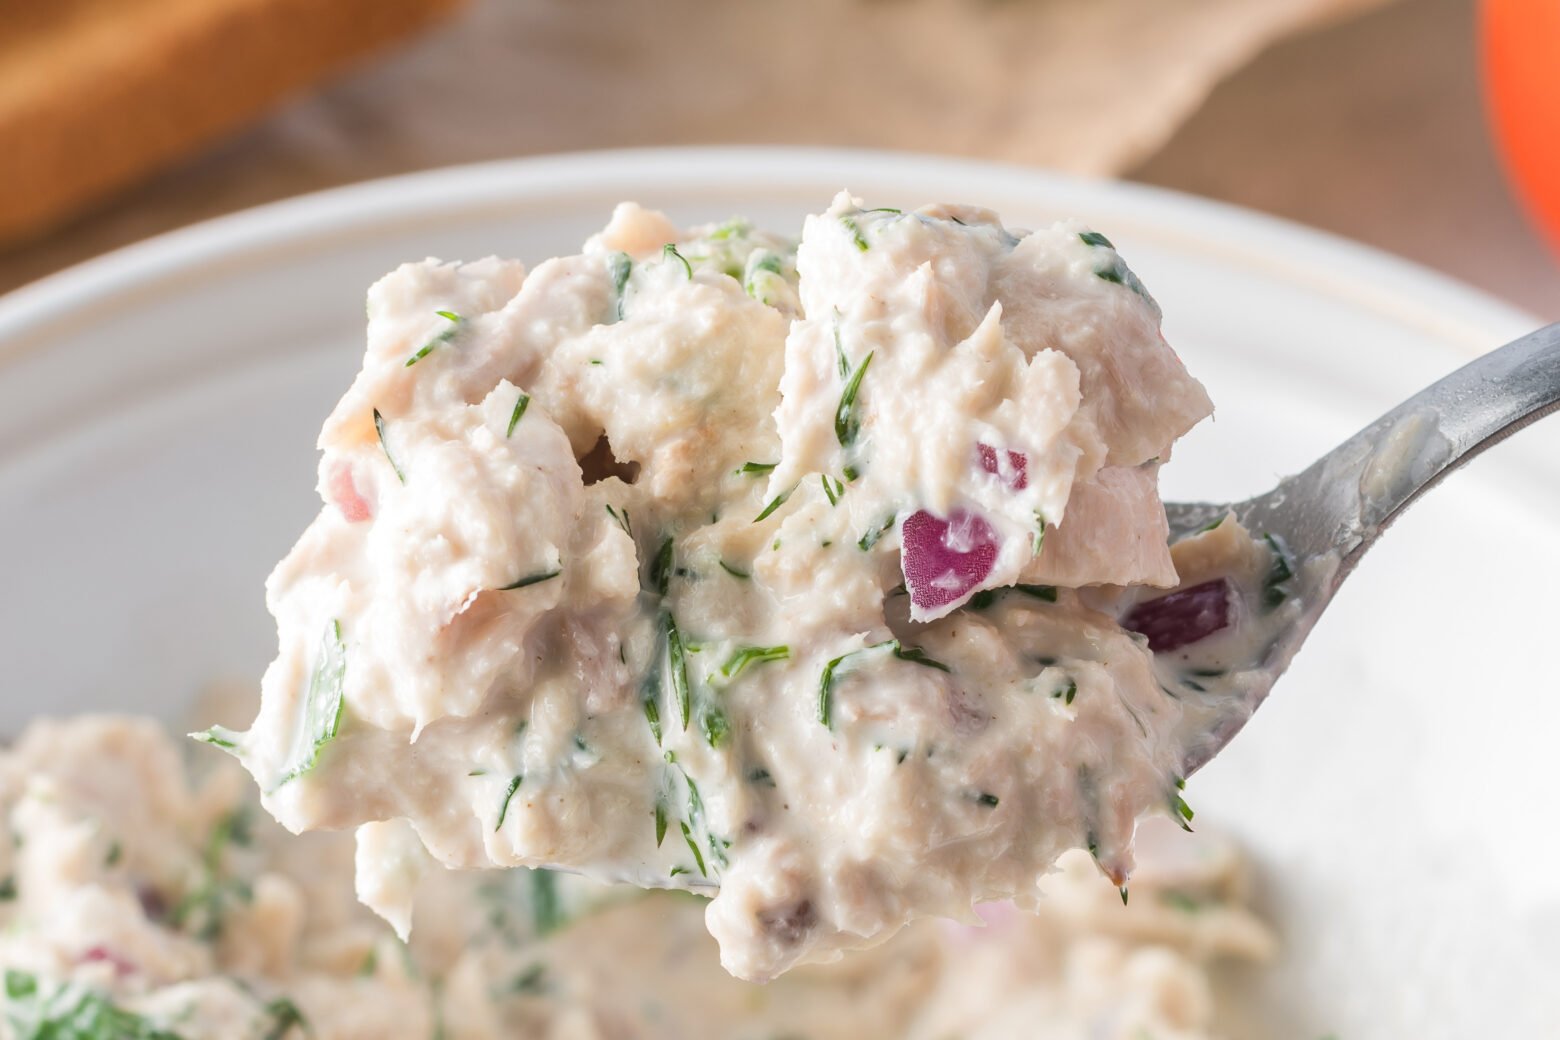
[{"left": 1481, "top": 0, "right": 1560, "bottom": 257}]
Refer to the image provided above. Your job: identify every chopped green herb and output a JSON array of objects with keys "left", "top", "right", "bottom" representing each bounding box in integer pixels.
[
  {"left": 841, "top": 215, "right": 869, "bottom": 251},
  {"left": 1261, "top": 533, "right": 1294, "bottom": 611},
  {"left": 680, "top": 821, "right": 708, "bottom": 877},
  {"left": 641, "top": 660, "right": 663, "bottom": 745},
  {"left": 171, "top": 809, "right": 253, "bottom": 942},
  {"left": 857, "top": 515, "right": 894, "bottom": 551},
  {"left": 1033, "top": 511, "right": 1048, "bottom": 555},
  {"left": 747, "top": 767, "right": 775, "bottom": 787},
  {"left": 1051, "top": 679, "right": 1078, "bottom": 705},
  {"left": 663, "top": 243, "right": 693, "bottom": 279},
  {"left": 649, "top": 537, "right": 675, "bottom": 597},
  {"left": 190, "top": 725, "right": 243, "bottom": 755},
  {"left": 718, "top": 560, "right": 750, "bottom": 579},
  {"left": 1195, "top": 513, "right": 1227, "bottom": 535},
  {"left": 529, "top": 870, "right": 563, "bottom": 937},
  {"left": 1170, "top": 785, "right": 1195, "bottom": 832},
  {"left": 275, "top": 619, "right": 347, "bottom": 787},
  {"left": 0, "top": 876, "right": 15, "bottom": 900},
  {"left": 1080, "top": 236, "right": 1157, "bottom": 310},
  {"left": 664, "top": 613, "right": 690, "bottom": 730},
  {"left": 1, "top": 971, "right": 185, "bottom": 1039},
  {"left": 497, "top": 568, "right": 560, "bottom": 591},
  {"left": 834, "top": 350, "right": 874, "bottom": 448},
  {"left": 1120, "top": 886, "right": 1131, "bottom": 906},
  {"left": 654, "top": 795, "right": 668, "bottom": 847},
  {"left": 1078, "top": 230, "right": 1114, "bottom": 248},
  {"left": 405, "top": 310, "right": 462, "bottom": 367},
  {"left": 495, "top": 775, "right": 523, "bottom": 831},
  {"left": 1015, "top": 584, "right": 1059, "bottom": 602},
  {"left": 668, "top": 865, "right": 689, "bottom": 878},
  {"left": 862, "top": 207, "right": 902, "bottom": 215},
  {"left": 605, "top": 503, "right": 633, "bottom": 537},
  {"left": 261, "top": 997, "right": 307, "bottom": 1040},
  {"left": 891, "top": 642, "right": 951, "bottom": 672},
  {"left": 105, "top": 841, "right": 122, "bottom": 868},
  {"left": 753, "top": 484, "right": 796, "bottom": 523},
  {"left": 820, "top": 474, "right": 844, "bottom": 506},
  {"left": 976, "top": 792, "right": 1000, "bottom": 808},
  {"left": 505, "top": 392, "right": 530, "bottom": 437},
  {"left": 743, "top": 249, "right": 785, "bottom": 301},
  {"left": 373, "top": 408, "right": 405, "bottom": 484},
  {"left": 834, "top": 319, "right": 850, "bottom": 378},
  {"left": 1161, "top": 890, "right": 1202, "bottom": 913},
  {"left": 721, "top": 645, "right": 790, "bottom": 679},
  {"left": 509, "top": 963, "right": 548, "bottom": 996},
  {"left": 608, "top": 251, "right": 632, "bottom": 321},
  {"left": 699, "top": 703, "right": 730, "bottom": 748},
  {"left": 969, "top": 584, "right": 1058, "bottom": 611},
  {"left": 737, "top": 461, "right": 778, "bottom": 476}
]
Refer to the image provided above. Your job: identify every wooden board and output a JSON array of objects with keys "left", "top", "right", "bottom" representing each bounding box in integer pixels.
[{"left": 0, "top": 0, "right": 466, "bottom": 245}]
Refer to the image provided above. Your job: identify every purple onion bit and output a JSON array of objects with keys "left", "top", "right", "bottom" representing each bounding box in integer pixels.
[
  {"left": 1123, "top": 579, "right": 1232, "bottom": 652},
  {"left": 977, "top": 443, "right": 1028, "bottom": 490},
  {"left": 902, "top": 508, "right": 1000, "bottom": 614}
]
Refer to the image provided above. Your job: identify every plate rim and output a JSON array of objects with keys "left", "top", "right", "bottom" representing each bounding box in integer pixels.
[{"left": 0, "top": 145, "right": 1541, "bottom": 364}]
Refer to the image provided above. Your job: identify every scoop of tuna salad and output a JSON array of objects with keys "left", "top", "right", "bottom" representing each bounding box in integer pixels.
[{"left": 197, "top": 194, "right": 1271, "bottom": 981}]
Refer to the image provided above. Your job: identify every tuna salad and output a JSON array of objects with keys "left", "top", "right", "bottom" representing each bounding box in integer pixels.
[
  {"left": 198, "top": 195, "right": 1282, "bottom": 981},
  {"left": 0, "top": 714, "right": 1272, "bottom": 1040}
]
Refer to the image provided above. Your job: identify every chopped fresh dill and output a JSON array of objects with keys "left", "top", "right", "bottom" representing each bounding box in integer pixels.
[
  {"left": 861, "top": 207, "right": 902, "bottom": 215},
  {"left": 190, "top": 725, "right": 243, "bottom": 753},
  {"left": 608, "top": 251, "right": 632, "bottom": 321},
  {"left": 663, "top": 612, "right": 691, "bottom": 730},
  {"left": 1078, "top": 230, "right": 1114, "bottom": 248},
  {"left": 654, "top": 796, "right": 668, "bottom": 847},
  {"left": 404, "top": 310, "right": 462, "bottom": 367},
  {"left": 1196, "top": 513, "right": 1227, "bottom": 535},
  {"left": 699, "top": 703, "right": 730, "bottom": 748},
  {"left": 833, "top": 318, "right": 850, "bottom": 378},
  {"left": 663, "top": 243, "right": 693, "bottom": 279},
  {"left": 1261, "top": 532, "right": 1294, "bottom": 610},
  {"left": 747, "top": 767, "right": 775, "bottom": 788},
  {"left": 680, "top": 821, "right": 708, "bottom": 877},
  {"left": 718, "top": 560, "right": 750, "bottom": 579},
  {"left": 497, "top": 568, "right": 560, "bottom": 591},
  {"left": 841, "top": 215, "right": 869, "bottom": 251},
  {"left": 1161, "top": 890, "right": 1203, "bottom": 913},
  {"left": 495, "top": 775, "right": 523, "bottom": 831},
  {"left": 650, "top": 537, "right": 675, "bottom": 597},
  {"left": 605, "top": 503, "right": 632, "bottom": 537},
  {"left": 373, "top": 408, "right": 405, "bottom": 484},
  {"left": 753, "top": 484, "right": 796, "bottom": 523},
  {"left": 274, "top": 619, "right": 347, "bottom": 787},
  {"left": 891, "top": 642, "right": 951, "bottom": 672},
  {"left": 509, "top": 963, "right": 548, "bottom": 996},
  {"left": 834, "top": 351, "right": 874, "bottom": 447},
  {"left": 857, "top": 515, "right": 894, "bottom": 551},
  {"left": 262, "top": 997, "right": 307, "bottom": 1040},
  {"left": 820, "top": 474, "right": 844, "bottom": 506},
  {"left": 721, "top": 645, "right": 790, "bottom": 680},
  {"left": 976, "top": 792, "right": 1000, "bottom": 808},
  {"left": 737, "top": 461, "right": 778, "bottom": 475},
  {"left": 529, "top": 870, "right": 563, "bottom": 937},
  {"left": 1051, "top": 678, "right": 1078, "bottom": 705},
  {"left": 506, "top": 392, "right": 530, "bottom": 437}
]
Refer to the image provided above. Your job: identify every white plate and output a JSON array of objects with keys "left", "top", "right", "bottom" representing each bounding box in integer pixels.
[{"left": 0, "top": 148, "right": 1554, "bottom": 1037}]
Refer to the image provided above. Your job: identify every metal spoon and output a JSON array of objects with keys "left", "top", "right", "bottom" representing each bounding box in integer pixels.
[{"left": 1164, "top": 322, "right": 1560, "bottom": 773}]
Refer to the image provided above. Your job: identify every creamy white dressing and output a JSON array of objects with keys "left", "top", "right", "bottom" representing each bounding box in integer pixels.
[
  {"left": 0, "top": 715, "right": 1272, "bottom": 1040},
  {"left": 206, "top": 195, "right": 1272, "bottom": 981}
]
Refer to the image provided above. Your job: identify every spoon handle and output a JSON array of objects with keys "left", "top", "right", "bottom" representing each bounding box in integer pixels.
[{"left": 1232, "top": 322, "right": 1560, "bottom": 578}]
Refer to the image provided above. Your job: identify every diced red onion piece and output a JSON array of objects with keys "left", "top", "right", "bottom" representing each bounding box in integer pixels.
[
  {"left": 80, "top": 945, "right": 136, "bottom": 976},
  {"left": 1123, "top": 579, "right": 1232, "bottom": 652},
  {"left": 977, "top": 443, "right": 1028, "bottom": 490},
  {"left": 327, "top": 460, "right": 373, "bottom": 523},
  {"left": 902, "top": 508, "right": 1000, "bottom": 613}
]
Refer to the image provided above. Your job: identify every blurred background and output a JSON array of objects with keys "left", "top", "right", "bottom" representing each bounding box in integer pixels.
[{"left": 0, "top": 0, "right": 1555, "bottom": 317}]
